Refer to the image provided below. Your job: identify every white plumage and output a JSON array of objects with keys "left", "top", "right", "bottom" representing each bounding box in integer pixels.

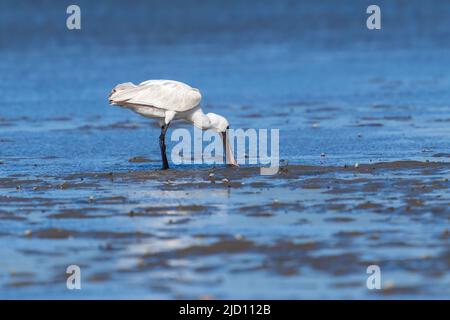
[
  {"left": 108, "top": 79, "right": 238, "bottom": 169},
  {"left": 110, "top": 79, "right": 201, "bottom": 111}
]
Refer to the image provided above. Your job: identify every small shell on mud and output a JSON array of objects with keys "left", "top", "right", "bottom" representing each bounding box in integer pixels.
[{"left": 384, "top": 281, "right": 395, "bottom": 290}]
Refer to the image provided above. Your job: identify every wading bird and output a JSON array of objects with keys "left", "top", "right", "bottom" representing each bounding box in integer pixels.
[{"left": 109, "top": 80, "right": 238, "bottom": 170}]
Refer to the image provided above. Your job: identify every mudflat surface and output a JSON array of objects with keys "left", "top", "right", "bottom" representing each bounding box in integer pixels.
[
  {"left": 1, "top": 162, "right": 450, "bottom": 298},
  {"left": 1, "top": 0, "right": 450, "bottom": 298}
]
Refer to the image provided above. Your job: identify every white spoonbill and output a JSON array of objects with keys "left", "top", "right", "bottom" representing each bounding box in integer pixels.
[{"left": 109, "top": 79, "right": 238, "bottom": 170}]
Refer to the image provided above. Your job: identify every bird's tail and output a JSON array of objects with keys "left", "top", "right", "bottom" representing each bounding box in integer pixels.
[{"left": 109, "top": 82, "right": 137, "bottom": 105}]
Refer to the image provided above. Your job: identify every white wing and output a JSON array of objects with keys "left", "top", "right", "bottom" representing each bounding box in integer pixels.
[{"left": 109, "top": 80, "right": 202, "bottom": 112}]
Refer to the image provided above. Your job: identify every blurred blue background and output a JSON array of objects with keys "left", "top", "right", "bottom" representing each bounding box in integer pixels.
[{"left": 1, "top": 0, "right": 450, "bottom": 174}]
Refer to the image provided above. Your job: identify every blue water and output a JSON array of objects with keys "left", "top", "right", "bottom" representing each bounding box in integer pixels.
[{"left": 0, "top": 0, "right": 449, "bottom": 299}]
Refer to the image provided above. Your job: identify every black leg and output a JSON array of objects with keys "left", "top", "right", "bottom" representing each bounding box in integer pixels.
[
  {"left": 159, "top": 124, "right": 170, "bottom": 170},
  {"left": 221, "top": 132, "right": 227, "bottom": 165},
  {"left": 222, "top": 126, "right": 231, "bottom": 166}
]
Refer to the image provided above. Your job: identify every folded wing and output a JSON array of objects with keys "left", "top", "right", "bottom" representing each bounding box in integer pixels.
[{"left": 109, "top": 80, "right": 202, "bottom": 112}]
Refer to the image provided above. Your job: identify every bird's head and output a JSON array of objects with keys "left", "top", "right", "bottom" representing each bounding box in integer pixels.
[
  {"left": 206, "top": 113, "right": 238, "bottom": 167},
  {"left": 206, "top": 113, "right": 229, "bottom": 133}
]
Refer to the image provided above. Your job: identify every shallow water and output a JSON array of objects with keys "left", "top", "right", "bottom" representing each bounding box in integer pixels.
[{"left": 0, "top": 0, "right": 450, "bottom": 299}]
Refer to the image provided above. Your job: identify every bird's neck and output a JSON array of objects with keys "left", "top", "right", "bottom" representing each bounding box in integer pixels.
[{"left": 187, "top": 107, "right": 212, "bottom": 130}]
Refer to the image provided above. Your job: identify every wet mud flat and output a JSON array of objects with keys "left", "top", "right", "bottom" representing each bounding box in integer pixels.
[{"left": 1, "top": 161, "right": 449, "bottom": 299}]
